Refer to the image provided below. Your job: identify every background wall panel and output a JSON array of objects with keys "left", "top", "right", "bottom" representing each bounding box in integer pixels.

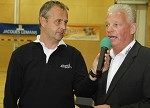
[
  {"left": 146, "top": 0, "right": 150, "bottom": 47},
  {"left": 0, "top": 0, "right": 14, "bottom": 23}
]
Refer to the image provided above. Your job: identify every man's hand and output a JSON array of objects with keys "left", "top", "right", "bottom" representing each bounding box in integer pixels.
[
  {"left": 92, "top": 50, "right": 110, "bottom": 73},
  {"left": 89, "top": 50, "right": 110, "bottom": 81}
]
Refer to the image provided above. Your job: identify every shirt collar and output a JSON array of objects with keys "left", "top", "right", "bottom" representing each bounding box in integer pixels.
[
  {"left": 110, "top": 39, "right": 136, "bottom": 59},
  {"left": 34, "top": 35, "right": 67, "bottom": 47}
]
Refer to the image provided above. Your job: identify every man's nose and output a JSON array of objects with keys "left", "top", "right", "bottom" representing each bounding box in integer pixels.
[
  {"left": 106, "top": 25, "right": 114, "bottom": 34},
  {"left": 60, "top": 22, "right": 66, "bottom": 30}
]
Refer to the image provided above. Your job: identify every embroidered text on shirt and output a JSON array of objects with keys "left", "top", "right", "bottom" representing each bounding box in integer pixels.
[{"left": 60, "top": 63, "right": 72, "bottom": 69}]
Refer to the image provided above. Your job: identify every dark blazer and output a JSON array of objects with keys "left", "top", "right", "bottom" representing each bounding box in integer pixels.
[{"left": 95, "top": 41, "right": 150, "bottom": 108}]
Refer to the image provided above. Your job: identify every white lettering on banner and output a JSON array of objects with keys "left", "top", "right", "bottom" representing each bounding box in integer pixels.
[
  {"left": 21, "top": 30, "right": 37, "bottom": 35},
  {"left": 3, "top": 30, "right": 37, "bottom": 35},
  {"left": 0, "top": 23, "right": 39, "bottom": 35},
  {"left": 3, "top": 30, "right": 20, "bottom": 34}
]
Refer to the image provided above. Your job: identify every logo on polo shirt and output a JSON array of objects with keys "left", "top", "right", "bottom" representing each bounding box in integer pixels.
[{"left": 60, "top": 63, "right": 72, "bottom": 69}]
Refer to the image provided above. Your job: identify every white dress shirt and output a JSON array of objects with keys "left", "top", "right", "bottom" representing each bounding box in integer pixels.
[
  {"left": 106, "top": 40, "right": 136, "bottom": 93},
  {"left": 34, "top": 35, "right": 67, "bottom": 63}
]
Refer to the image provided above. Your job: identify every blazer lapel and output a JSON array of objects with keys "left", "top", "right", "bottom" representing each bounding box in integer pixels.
[{"left": 103, "top": 41, "right": 141, "bottom": 102}]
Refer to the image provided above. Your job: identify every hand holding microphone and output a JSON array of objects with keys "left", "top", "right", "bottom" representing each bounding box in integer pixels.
[
  {"left": 76, "top": 37, "right": 111, "bottom": 107},
  {"left": 90, "top": 37, "right": 111, "bottom": 79}
]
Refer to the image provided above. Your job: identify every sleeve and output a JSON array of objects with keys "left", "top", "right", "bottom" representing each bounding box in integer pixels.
[
  {"left": 73, "top": 52, "right": 98, "bottom": 97},
  {"left": 3, "top": 51, "right": 23, "bottom": 108}
]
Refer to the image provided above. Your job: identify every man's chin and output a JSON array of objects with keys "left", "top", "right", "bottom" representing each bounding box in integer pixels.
[{"left": 56, "top": 36, "right": 63, "bottom": 41}]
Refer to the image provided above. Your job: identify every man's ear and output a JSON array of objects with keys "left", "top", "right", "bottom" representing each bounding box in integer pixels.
[
  {"left": 39, "top": 17, "right": 47, "bottom": 28},
  {"left": 130, "top": 23, "right": 138, "bottom": 35}
]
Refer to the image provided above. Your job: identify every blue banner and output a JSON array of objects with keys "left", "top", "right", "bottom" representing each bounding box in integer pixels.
[{"left": 0, "top": 23, "right": 40, "bottom": 35}]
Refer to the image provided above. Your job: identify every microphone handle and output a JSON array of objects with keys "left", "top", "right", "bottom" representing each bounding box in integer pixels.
[{"left": 96, "top": 47, "right": 108, "bottom": 75}]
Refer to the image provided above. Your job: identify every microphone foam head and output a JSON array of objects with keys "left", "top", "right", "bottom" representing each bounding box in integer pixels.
[{"left": 100, "top": 37, "right": 111, "bottom": 49}]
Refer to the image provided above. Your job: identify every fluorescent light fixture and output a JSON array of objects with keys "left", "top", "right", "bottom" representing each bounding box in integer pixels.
[{"left": 116, "top": 0, "right": 148, "bottom": 4}]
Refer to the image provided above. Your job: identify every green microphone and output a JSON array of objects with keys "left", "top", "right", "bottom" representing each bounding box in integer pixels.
[{"left": 96, "top": 37, "right": 111, "bottom": 76}]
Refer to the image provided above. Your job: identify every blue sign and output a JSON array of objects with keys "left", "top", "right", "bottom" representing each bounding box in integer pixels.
[{"left": 0, "top": 23, "right": 40, "bottom": 35}]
